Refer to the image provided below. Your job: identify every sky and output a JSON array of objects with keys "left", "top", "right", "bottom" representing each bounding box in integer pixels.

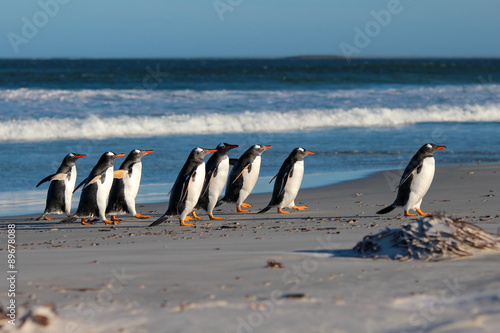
[{"left": 1, "top": 0, "right": 499, "bottom": 58}]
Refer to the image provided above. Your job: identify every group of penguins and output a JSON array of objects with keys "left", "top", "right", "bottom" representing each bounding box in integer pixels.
[{"left": 36, "top": 143, "right": 446, "bottom": 227}]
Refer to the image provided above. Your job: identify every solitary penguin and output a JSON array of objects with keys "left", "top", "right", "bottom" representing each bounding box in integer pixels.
[
  {"left": 258, "top": 147, "right": 314, "bottom": 214},
  {"left": 149, "top": 147, "right": 216, "bottom": 227},
  {"left": 36, "top": 153, "right": 86, "bottom": 220},
  {"left": 377, "top": 143, "right": 446, "bottom": 216},
  {"left": 218, "top": 144, "right": 272, "bottom": 213},
  {"left": 60, "top": 151, "right": 125, "bottom": 225},
  {"left": 192, "top": 143, "right": 238, "bottom": 220},
  {"left": 106, "top": 149, "right": 154, "bottom": 222}
]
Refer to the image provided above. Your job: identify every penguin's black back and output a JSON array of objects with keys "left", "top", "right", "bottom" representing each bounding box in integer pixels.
[
  {"left": 45, "top": 179, "right": 67, "bottom": 213},
  {"left": 106, "top": 178, "right": 129, "bottom": 214},
  {"left": 166, "top": 151, "right": 204, "bottom": 216},
  {"left": 75, "top": 183, "right": 100, "bottom": 217}
]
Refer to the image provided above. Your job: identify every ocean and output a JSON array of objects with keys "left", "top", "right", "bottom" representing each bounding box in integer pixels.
[{"left": 1, "top": 58, "right": 499, "bottom": 216}]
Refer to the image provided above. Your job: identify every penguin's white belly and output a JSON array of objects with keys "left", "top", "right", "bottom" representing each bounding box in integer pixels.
[
  {"left": 183, "top": 164, "right": 206, "bottom": 217},
  {"left": 280, "top": 161, "right": 304, "bottom": 208},
  {"left": 97, "top": 167, "right": 114, "bottom": 218},
  {"left": 405, "top": 157, "right": 435, "bottom": 210},
  {"left": 238, "top": 156, "right": 261, "bottom": 204},
  {"left": 64, "top": 166, "right": 77, "bottom": 215},
  {"left": 208, "top": 158, "right": 229, "bottom": 205},
  {"left": 123, "top": 163, "right": 142, "bottom": 213}
]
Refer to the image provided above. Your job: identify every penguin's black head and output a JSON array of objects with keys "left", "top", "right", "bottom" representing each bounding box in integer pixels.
[
  {"left": 216, "top": 143, "right": 239, "bottom": 153},
  {"left": 63, "top": 153, "right": 86, "bottom": 165},
  {"left": 420, "top": 143, "right": 446, "bottom": 156},
  {"left": 291, "top": 147, "right": 315, "bottom": 160},
  {"left": 248, "top": 144, "right": 272, "bottom": 156},
  {"left": 99, "top": 151, "right": 126, "bottom": 164},
  {"left": 190, "top": 147, "right": 217, "bottom": 161},
  {"left": 128, "top": 149, "right": 154, "bottom": 162}
]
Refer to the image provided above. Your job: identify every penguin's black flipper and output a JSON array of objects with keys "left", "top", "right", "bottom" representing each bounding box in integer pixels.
[
  {"left": 257, "top": 206, "right": 272, "bottom": 214},
  {"left": 397, "top": 162, "right": 422, "bottom": 189},
  {"left": 376, "top": 205, "right": 396, "bottom": 215},
  {"left": 36, "top": 174, "right": 56, "bottom": 187},
  {"left": 268, "top": 173, "right": 278, "bottom": 184},
  {"left": 73, "top": 178, "right": 88, "bottom": 193},
  {"left": 148, "top": 215, "right": 169, "bottom": 227},
  {"left": 59, "top": 216, "right": 78, "bottom": 224}
]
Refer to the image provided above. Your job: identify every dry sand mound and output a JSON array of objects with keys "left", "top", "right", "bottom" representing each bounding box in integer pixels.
[{"left": 354, "top": 215, "right": 500, "bottom": 261}]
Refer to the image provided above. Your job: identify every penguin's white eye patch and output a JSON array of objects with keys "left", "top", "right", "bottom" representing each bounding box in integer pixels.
[
  {"left": 298, "top": 148, "right": 305, "bottom": 152},
  {"left": 195, "top": 147, "right": 203, "bottom": 153},
  {"left": 134, "top": 149, "right": 140, "bottom": 153},
  {"left": 107, "top": 152, "right": 114, "bottom": 156},
  {"left": 426, "top": 144, "right": 432, "bottom": 149}
]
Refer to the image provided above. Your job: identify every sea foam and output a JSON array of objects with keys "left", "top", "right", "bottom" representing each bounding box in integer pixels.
[{"left": 1, "top": 104, "right": 499, "bottom": 142}]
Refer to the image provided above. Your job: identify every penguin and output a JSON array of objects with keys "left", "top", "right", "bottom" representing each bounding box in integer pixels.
[
  {"left": 376, "top": 143, "right": 446, "bottom": 216},
  {"left": 258, "top": 147, "right": 314, "bottom": 214},
  {"left": 218, "top": 144, "right": 272, "bottom": 213},
  {"left": 36, "top": 153, "right": 86, "bottom": 220},
  {"left": 193, "top": 143, "right": 239, "bottom": 220},
  {"left": 60, "top": 151, "right": 125, "bottom": 225},
  {"left": 149, "top": 147, "right": 217, "bottom": 227},
  {"left": 106, "top": 149, "right": 154, "bottom": 222}
]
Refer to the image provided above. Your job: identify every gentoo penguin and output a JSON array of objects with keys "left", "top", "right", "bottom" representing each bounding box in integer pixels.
[
  {"left": 36, "top": 153, "right": 86, "bottom": 220},
  {"left": 60, "top": 151, "right": 125, "bottom": 225},
  {"left": 193, "top": 143, "right": 238, "bottom": 220},
  {"left": 218, "top": 144, "right": 272, "bottom": 213},
  {"left": 258, "top": 147, "right": 314, "bottom": 214},
  {"left": 106, "top": 149, "right": 154, "bottom": 222},
  {"left": 377, "top": 143, "right": 446, "bottom": 216},
  {"left": 149, "top": 147, "right": 216, "bottom": 227}
]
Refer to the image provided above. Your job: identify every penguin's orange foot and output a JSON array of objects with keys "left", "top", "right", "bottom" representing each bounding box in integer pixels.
[
  {"left": 184, "top": 216, "right": 194, "bottom": 221},
  {"left": 81, "top": 218, "right": 95, "bottom": 225},
  {"left": 241, "top": 202, "right": 252, "bottom": 208},
  {"left": 134, "top": 213, "right": 151, "bottom": 219},
  {"left": 209, "top": 214, "right": 223, "bottom": 220},
  {"left": 416, "top": 209, "right": 431, "bottom": 216},
  {"left": 404, "top": 210, "right": 417, "bottom": 217},
  {"left": 292, "top": 205, "right": 308, "bottom": 211},
  {"left": 111, "top": 215, "right": 124, "bottom": 222},
  {"left": 191, "top": 211, "right": 203, "bottom": 220},
  {"left": 104, "top": 219, "right": 116, "bottom": 224},
  {"left": 43, "top": 217, "right": 54, "bottom": 221},
  {"left": 179, "top": 219, "right": 194, "bottom": 226},
  {"left": 237, "top": 206, "right": 250, "bottom": 213},
  {"left": 278, "top": 208, "right": 289, "bottom": 214}
]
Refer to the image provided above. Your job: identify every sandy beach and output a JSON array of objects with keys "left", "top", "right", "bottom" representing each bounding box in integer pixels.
[{"left": 1, "top": 163, "right": 499, "bottom": 333}]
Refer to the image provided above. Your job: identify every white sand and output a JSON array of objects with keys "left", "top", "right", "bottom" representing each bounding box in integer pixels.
[{"left": 1, "top": 164, "right": 499, "bottom": 332}]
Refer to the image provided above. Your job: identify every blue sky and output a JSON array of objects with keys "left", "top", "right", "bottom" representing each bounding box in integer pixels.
[{"left": 1, "top": 0, "right": 499, "bottom": 58}]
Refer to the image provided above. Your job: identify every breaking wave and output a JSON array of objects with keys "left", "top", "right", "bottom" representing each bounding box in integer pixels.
[{"left": 1, "top": 104, "right": 499, "bottom": 142}]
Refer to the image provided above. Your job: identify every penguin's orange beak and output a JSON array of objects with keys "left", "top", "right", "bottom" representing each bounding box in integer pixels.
[
  {"left": 144, "top": 150, "right": 154, "bottom": 154},
  {"left": 264, "top": 145, "right": 272, "bottom": 149},
  {"left": 227, "top": 145, "right": 239, "bottom": 149},
  {"left": 206, "top": 149, "right": 217, "bottom": 153},
  {"left": 307, "top": 151, "right": 315, "bottom": 155},
  {"left": 75, "top": 154, "right": 86, "bottom": 158},
  {"left": 436, "top": 146, "right": 446, "bottom": 150},
  {"left": 116, "top": 153, "right": 126, "bottom": 157}
]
